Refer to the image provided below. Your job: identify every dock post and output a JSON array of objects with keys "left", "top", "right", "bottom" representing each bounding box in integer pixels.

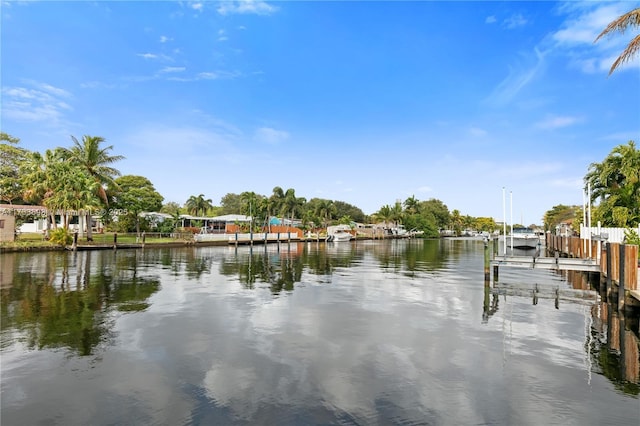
[
  {"left": 482, "top": 283, "right": 490, "bottom": 323},
  {"left": 72, "top": 231, "right": 78, "bottom": 251},
  {"left": 113, "top": 232, "right": 117, "bottom": 250},
  {"left": 484, "top": 239, "right": 490, "bottom": 284},
  {"left": 142, "top": 231, "right": 146, "bottom": 248},
  {"left": 235, "top": 232, "right": 238, "bottom": 247},
  {"left": 618, "top": 244, "right": 626, "bottom": 312},
  {"left": 606, "top": 242, "right": 612, "bottom": 300}
]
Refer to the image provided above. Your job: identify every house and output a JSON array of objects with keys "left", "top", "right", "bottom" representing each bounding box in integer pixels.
[
  {"left": 179, "top": 214, "right": 252, "bottom": 233},
  {"left": 0, "top": 207, "right": 16, "bottom": 242},
  {"left": 0, "top": 204, "right": 50, "bottom": 242}
]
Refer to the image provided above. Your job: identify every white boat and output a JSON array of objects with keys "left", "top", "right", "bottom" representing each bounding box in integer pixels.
[
  {"left": 508, "top": 227, "right": 540, "bottom": 249},
  {"left": 326, "top": 229, "right": 353, "bottom": 242}
]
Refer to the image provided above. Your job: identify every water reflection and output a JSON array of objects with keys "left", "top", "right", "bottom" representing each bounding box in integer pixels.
[
  {"left": 484, "top": 266, "right": 640, "bottom": 393},
  {"left": 1, "top": 250, "right": 160, "bottom": 355},
  {"left": 1, "top": 240, "right": 638, "bottom": 425}
]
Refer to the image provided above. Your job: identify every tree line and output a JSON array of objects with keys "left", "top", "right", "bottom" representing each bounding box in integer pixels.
[
  {"left": 1, "top": 132, "right": 500, "bottom": 238},
  {"left": 2, "top": 132, "right": 637, "bottom": 240}
]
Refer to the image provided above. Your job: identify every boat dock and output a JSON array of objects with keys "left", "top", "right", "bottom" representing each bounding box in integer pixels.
[{"left": 485, "top": 234, "right": 639, "bottom": 312}]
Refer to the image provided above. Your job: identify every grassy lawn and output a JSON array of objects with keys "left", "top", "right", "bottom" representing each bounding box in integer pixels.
[{"left": 1, "top": 232, "right": 192, "bottom": 250}]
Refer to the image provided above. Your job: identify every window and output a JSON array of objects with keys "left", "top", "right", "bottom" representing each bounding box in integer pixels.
[{"left": 0, "top": 219, "right": 4, "bottom": 229}]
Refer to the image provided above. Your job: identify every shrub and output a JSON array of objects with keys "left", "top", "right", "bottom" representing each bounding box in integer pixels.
[{"left": 49, "top": 228, "right": 73, "bottom": 246}]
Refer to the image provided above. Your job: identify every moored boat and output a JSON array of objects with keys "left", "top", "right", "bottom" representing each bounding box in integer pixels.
[
  {"left": 508, "top": 227, "right": 540, "bottom": 249},
  {"left": 326, "top": 229, "right": 353, "bottom": 242}
]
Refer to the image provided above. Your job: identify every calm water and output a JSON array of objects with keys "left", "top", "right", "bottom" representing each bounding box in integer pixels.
[{"left": 1, "top": 239, "right": 638, "bottom": 425}]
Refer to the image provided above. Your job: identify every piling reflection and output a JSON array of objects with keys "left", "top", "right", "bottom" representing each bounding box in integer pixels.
[
  {"left": 217, "top": 239, "right": 453, "bottom": 291},
  {"left": 483, "top": 278, "right": 640, "bottom": 394},
  {"left": 0, "top": 250, "right": 160, "bottom": 356},
  {"left": 590, "top": 302, "right": 640, "bottom": 394}
]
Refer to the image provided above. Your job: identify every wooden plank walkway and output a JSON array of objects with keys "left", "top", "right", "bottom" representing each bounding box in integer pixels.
[{"left": 491, "top": 255, "right": 600, "bottom": 272}]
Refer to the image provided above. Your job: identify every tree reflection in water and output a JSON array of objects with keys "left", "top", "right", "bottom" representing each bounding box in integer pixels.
[{"left": 1, "top": 250, "right": 160, "bottom": 356}]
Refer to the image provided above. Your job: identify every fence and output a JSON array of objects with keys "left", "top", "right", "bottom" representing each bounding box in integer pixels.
[{"left": 580, "top": 225, "right": 640, "bottom": 244}]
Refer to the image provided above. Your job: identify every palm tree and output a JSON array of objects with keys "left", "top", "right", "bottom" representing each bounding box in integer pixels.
[
  {"left": 595, "top": 8, "right": 640, "bottom": 75},
  {"left": 240, "top": 191, "right": 263, "bottom": 231},
  {"left": 22, "top": 149, "right": 100, "bottom": 230},
  {"left": 281, "top": 188, "right": 306, "bottom": 229},
  {"left": 585, "top": 141, "right": 639, "bottom": 226},
  {"left": 373, "top": 205, "right": 393, "bottom": 225},
  {"left": 314, "top": 199, "right": 336, "bottom": 229},
  {"left": 185, "top": 194, "right": 213, "bottom": 217},
  {"left": 269, "top": 186, "right": 285, "bottom": 220},
  {"left": 260, "top": 196, "right": 276, "bottom": 232},
  {"left": 390, "top": 201, "right": 404, "bottom": 228},
  {"left": 403, "top": 195, "right": 420, "bottom": 214},
  {"left": 64, "top": 135, "right": 124, "bottom": 240},
  {"left": 450, "top": 209, "right": 463, "bottom": 236}
]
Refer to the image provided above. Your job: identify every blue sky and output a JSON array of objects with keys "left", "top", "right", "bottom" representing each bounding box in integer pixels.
[{"left": 2, "top": 1, "right": 639, "bottom": 224}]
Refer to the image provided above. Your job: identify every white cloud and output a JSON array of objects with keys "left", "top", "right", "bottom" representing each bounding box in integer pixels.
[
  {"left": 159, "top": 35, "right": 172, "bottom": 43},
  {"left": 217, "top": 0, "right": 277, "bottom": 16},
  {"left": 254, "top": 127, "right": 289, "bottom": 144},
  {"left": 485, "top": 16, "right": 497, "bottom": 24},
  {"left": 503, "top": 13, "right": 527, "bottom": 29},
  {"left": 549, "top": 178, "right": 583, "bottom": 189},
  {"left": 198, "top": 72, "right": 219, "bottom": 80},
  {"left": 417, "top": 186, "right": 432, "bottom": 193},
  {"left": 1, "top": 82, "right": 74, "bottom": 127},
  {"left": 137, "top": 52, "right": 173, "bottom": 61},
  {"left": 80, "top": 81, "right": 119, "bottom": 90},
  {"left": 551, "top": 2, "right": 639, "bottom": 74},
  {"left": 552, "top": 4, "right": 624, "bottom": 45},
  {"left": 536, "top": 115, "right": 582, "bottom": 129},
  {"left": 469, "top": 127, "right": 488, "bottom": 137},
  {"left": 191, "top": 2, "right": 203, "bottom": 11},
  {"left": 159, "top": 66, "right": 186, "bottom": 73},
  {"left": 485, "top": 48, "right": 547, "bottom": 106}
]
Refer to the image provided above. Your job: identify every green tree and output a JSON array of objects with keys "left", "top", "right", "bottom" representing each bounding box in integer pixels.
[
  {"left": 403, "top": 195, "right": 420, "bottom": 215},
  {"left": 269, "top": 186, "right": 286, "bottom": 217},
  {"left": 220, "top": 193, "right": 243, "bottom": 214},
  {"left": 595, "top": 8, "right": 640, "bottom": 75},
  {"left": 420, "top": 198, "right": 450, "bottom": 230},
  {"left": 585, "top": 141, "right": 639, "bottom": 226},
  {"left": 185, "top": 194, "right": 213, "bottom": 217},
  {"left": 373, "top": 204, "right": 393, "bottom": 225},
  {"left": 21, "top": 149, "right": 99, "bottom": 229},
  {"left": 475, "top": 217, "right": 497, "bottom": 233},
  {"left": 314, "top": 198, "right": 336, "bottom": 229},
  {"left": 543, "top": 204, "right": 580, "bottom": 232},
  {"left": 390, "top": 201, "right": 404, "bottom": 227},
  {"left": 0, "top": 132, "right": 30, "bottom": 204},
  {"left": 240, "top": 191, "right": 265, "bottom": 230},
  {"left": 160, "top": 201, "right": 182, "bottom": 216},
  {"left": 333, "top": 200, "right": 365, "bottom": 223},
  {"left": 63, "top": 135, "right": 124, "bottom": 241},
  {"left": 112, "top": 175, "right": 164, "bottom": 233},
  {"left": 281, "top": 188, "right": 306, "bottom": 227},
  {"left": 450, "top": 209, "right": 463, "bottom": 235}
]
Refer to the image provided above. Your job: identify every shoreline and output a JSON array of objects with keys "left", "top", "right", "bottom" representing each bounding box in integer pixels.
[{"left": 0, "top": 235, "right": 436, "bottom": 254}]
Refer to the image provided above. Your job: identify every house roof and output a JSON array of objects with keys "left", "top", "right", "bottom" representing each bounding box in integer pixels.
[{"left": 179, "top": 214, "right": 252, "bottom": 222}]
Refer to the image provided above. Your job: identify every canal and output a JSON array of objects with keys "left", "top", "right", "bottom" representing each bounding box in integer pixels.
[{"left": 1, "top": 239, "right": 638, "bottom": 425}]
